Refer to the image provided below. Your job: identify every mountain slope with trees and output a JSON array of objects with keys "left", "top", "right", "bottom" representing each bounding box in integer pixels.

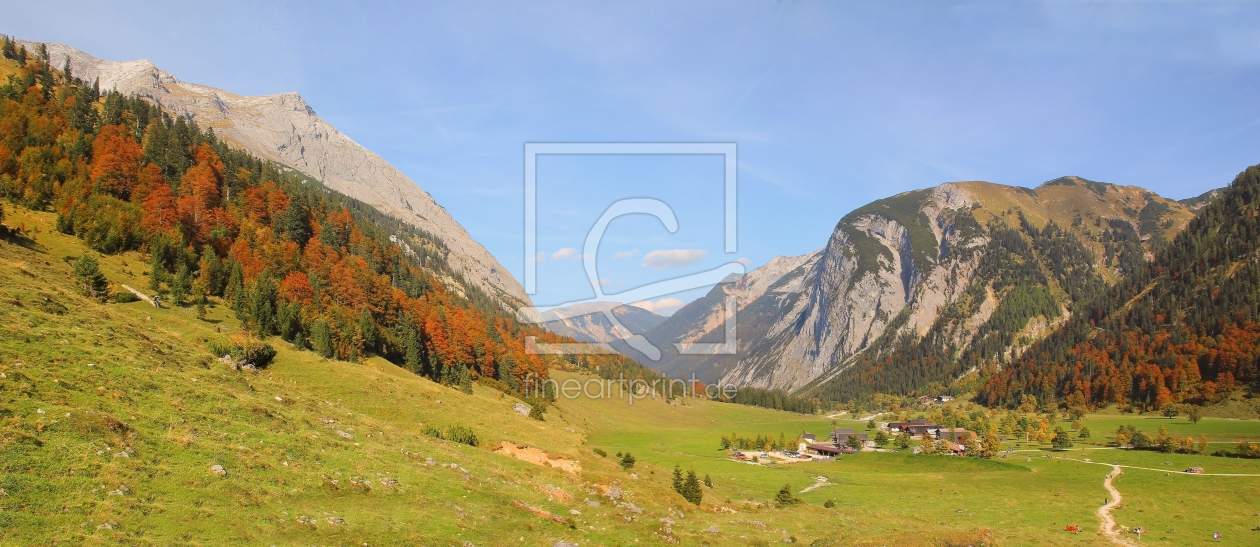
[
  {"left": 0, "top": 37, "right": 650, "bottom": 394},
  {"left": 13, "top": 37, "right": 532, "bottom": 311},
  {"left": 594, "top": 175, "right": 1205, "bottom": 404},
  {"left": 980, "top": 163, "right": 1260, "bottom": 411}
]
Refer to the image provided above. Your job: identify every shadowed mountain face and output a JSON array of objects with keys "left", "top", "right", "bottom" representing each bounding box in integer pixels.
[
  {"left": 22, "top": 40, "right": 531, "bottom": 311},
  {"left": 548, "top": 178, "right": 1210, "bottom": 395}
]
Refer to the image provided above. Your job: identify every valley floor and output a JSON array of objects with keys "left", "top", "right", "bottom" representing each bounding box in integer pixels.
[{"left": 2, "top": 205, "right": 1259, "bottom": 545}]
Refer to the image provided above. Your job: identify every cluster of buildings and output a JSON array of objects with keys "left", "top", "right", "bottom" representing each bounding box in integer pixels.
[{"left": 798, "top": 419, "right": 977, "bottom": 457}]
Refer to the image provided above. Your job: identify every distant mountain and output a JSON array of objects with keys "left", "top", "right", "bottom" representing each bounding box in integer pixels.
[
  {"left": 981, "top": 166, "right": 1260, "bottom": 410},
  {"left": 21, "top": 39, "right": 530, "bottom": 310},
  {"left": 582, "top": 177, "right": 1208, "bottom": 398},
  {"left": 540, "top": 302, "right": 666, "bottom": 344}
]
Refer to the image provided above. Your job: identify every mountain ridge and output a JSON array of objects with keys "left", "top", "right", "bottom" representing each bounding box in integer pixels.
[
  {"left": 550, "top": 177, "right": 1213, "bottom": 400},
  {"left": 17, "top": 38, "right": 531, "bottom": 311}
]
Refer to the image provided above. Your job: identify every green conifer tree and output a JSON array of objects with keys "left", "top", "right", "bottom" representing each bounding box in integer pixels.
[
  {"left": 682, "top": 470, "right": 703, "bottom": 505},
  {"left": 72, "top": 254, "right": 110, "bottom": 301},
  {"left": 311, "top": 319, "right": 334, "bottom": 358},
  {"left": 170, "top": 263, "right": 189, "bottom": 306},
  {"left": 774, "top": 483, "right": 801, "bottom": 506}
]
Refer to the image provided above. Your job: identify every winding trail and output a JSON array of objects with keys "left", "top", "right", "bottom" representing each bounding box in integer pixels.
[{"left": 1097, "top": 465, "right": 1137, "bottom": 547}]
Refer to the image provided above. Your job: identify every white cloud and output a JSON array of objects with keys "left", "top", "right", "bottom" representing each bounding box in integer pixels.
[
  {"left": 552, "top": 247, "right": 577, "bottom": 260},
  {"left": 735, "top": 257, "right": 753, "bottom": 268},
  {"left": 589, "top": 278, "right": 618, "bottom": 288},
  {"left": 527, "top": 252, "right": 546, "bottom": 264},
  {"left": 630, "top": 297, "right": 685, "bottom": 316},
  {"left": 641, "top": 249, "right": 707, "bottom": 270},
  {"left": 613, "top": 249, "right": 641, "bottom": 260}
]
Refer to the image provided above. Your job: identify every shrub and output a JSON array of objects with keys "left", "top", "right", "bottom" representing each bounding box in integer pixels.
[
  {"left": 823, "top": 499, "right": 836, "bottom": 508},
  {"left": 619, "top": 452, "right": 636, "bottom": 470},
  {"left": 239, "top": 339, "right": 277, "bottom": 368},
  {"left": 113, "top": 291, "right": 139, "bottom": 303},
  {"left": 445, "top": 424, "right": 479, "bottom": 447},
  {"left": 775, "top": 483, "right": 801, "bottom": 506},
  {"left": 593, "top": 448, "right": 607, "bottom": 457},
  {"left": 207, "top": 340, "right": 235, "bottom": 359},
  {"left": 206, "top": 338, "right": 277, "bottom": 368},
  {"left": 422, "top": 424, "right": 443, "bottom": 440},
  {"left": 528, "top": 402, "right": 546, "bottom": 421}
]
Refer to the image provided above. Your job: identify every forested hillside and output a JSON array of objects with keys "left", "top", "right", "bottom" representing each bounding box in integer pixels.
[
  {"left": 0, "top": 39, "right": 646, "bottom": 394},
  {"left": 980, "top": 164, "right": 1260, "bottom": 411}
]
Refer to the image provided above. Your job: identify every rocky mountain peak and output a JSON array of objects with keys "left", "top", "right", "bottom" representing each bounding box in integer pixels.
[{"left": 19, "top": 38, "right": 530, "bottom": 309}]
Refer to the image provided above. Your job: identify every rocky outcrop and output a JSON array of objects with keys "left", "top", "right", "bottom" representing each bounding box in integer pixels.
[{"left": 25, "top": 40, "right": 530, "bottom": 310}]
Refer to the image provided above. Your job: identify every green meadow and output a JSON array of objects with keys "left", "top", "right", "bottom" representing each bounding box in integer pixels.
[{"left": 3, "top": 203, "right": 1260, "bottom": 545}]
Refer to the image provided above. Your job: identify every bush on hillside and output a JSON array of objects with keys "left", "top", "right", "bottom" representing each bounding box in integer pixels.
[
  {"left": 114, "top": 291, "right": 139, "bottom": 303},
  {"left": 422, "top": 424, "right": 443, "bottom": 439},
  {"left": 206, "top": 337, "right": 277, "bottom": 368},
  {"left": 445, "top": 424, "right": 479, "bottom": 447}
]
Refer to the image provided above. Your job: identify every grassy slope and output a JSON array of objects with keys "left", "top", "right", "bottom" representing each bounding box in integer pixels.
[
  {"left": 3, "top": 203, "right": 1259, "bottom": 546},
  {"left": 0, "top": 206, "right": 674, "bottom": 546},
  {"left": 958, "top": 179, "right": 1196, "bottom": 284}
]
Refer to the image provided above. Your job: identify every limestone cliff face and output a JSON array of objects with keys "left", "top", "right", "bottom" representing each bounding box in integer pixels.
[
  {"left": 656, "top": 179, "right": 1199, "bottom": 395},
  {"left": 27, "top": 40, "right": 530, "bottom": 310},
  {"left": 721, "top": 183, "right": 978, "bottom": 391}
]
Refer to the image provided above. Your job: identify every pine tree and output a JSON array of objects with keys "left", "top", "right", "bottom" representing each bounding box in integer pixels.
[
  {"left": 312, "top": 319, "right": 334, "bottom": 358},
  {"left": 195, "top": 289, "right": 207, "bottom": 320},
  {"left": 224, "top": 261, "right": 244, "bottom": 311},
  {"left": 148, "top": 252, "right": 163, "bottom": 292},
  {"left": 72, "top": 254, "right": 110, "bottom": 301},
  {"left": 200, "top": 248, "right": 224, "bottom": 296},
  {"left": 703, "top": 474, "right": 713, "bottom": 488},
  {"left": 774, "top": 483, "right": 801, "bottom": 506},
  {"left": 170, "top": 263, "right": 189, "bottom": 306},
  {"left": 358, "top": 307, "right": 378, "bottom": 353},
  {"left": 671, "top": 465, "right": 683, "bottom": 493},
  {"left": 247, "top": 274, "right": 277, "bottom": 335},
  {"left": 278, "top": 301, "right": 302, "bottom": 342},
  {"left": 681, "top": 470, "right": 703, "bottom": 505}
]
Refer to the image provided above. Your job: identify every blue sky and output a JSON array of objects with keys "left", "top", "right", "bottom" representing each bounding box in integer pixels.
[{"left": 7, "top": 1, "right": 1260, "bottom": 313}]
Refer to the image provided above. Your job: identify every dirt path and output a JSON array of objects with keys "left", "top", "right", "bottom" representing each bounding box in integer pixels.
[
  {"left": 1058, "top": 455, "right": 1260, "bottom": 477},
  {"left": 1097, "top": 465, "right": 1137, "bottom": 547},
  {"left": 799, "top": 475, "right": 830, "bottom": 493}
]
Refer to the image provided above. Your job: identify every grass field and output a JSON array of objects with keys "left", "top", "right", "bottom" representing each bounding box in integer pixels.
[{"left": 3, "top": 203, "right": 1260, "bottom": 545}]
